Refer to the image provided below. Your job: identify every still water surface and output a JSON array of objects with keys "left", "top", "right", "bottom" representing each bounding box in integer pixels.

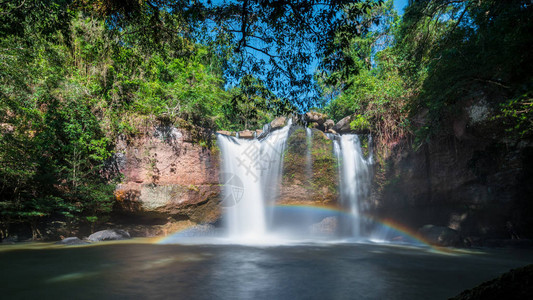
[{"left": 1, "top": 240, "right": 532, "bottom": 299}]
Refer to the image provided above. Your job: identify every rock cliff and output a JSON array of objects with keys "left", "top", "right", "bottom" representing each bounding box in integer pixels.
[
  {"left": 112, "top": 125, "right": 221, "bottom": 229},
  {"left": 367, "top": 100, "right": 533, "bottom": 243}
]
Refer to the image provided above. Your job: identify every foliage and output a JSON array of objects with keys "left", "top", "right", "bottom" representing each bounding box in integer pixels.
[
  {"left": 321, "top": 0, "right": 532, "bottom": 149},
  {"left": 350, "top": 114, "right": 371, "bottom": 131},
  {"left": 400, "top": 0, "right": 533, "bottom": 142},
  {"left": 320, "top": 0, "right": 410, "bottom": 152}
]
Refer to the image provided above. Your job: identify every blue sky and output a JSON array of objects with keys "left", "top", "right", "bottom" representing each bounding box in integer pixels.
[
  {"left": 218, "top": 0, "right": 411, "bottom": 109},
  {"left": 393, "top": 0, "right": 409, "bottom": 14}
]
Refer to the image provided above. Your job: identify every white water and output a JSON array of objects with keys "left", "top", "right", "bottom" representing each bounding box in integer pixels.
[
  {"left": 332, "top": 134, "right": 372, "bottom": 237},
  {"left": 217, "top": 121, "right": 292, "bottom": 242},
  {"left": 215, "top": 124, "right": 373, "bottom": 243}
]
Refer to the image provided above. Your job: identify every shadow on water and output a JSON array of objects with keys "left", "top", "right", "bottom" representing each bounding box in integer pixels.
[{"left": 1, "top": 241, "right": 532, "bottom": 300}]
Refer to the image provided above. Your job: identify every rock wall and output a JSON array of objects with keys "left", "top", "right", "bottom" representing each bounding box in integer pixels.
[
  {"left": 113, "top": 126, "right": 221, "bottom": 227},
  {"left": 367, "top": 101, "right": 533, "bottom": 242},
  {"left": 280, "top": 127, "right": 339, "bottom": 206}
]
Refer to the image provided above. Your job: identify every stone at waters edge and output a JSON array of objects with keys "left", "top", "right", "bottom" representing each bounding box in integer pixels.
[
  {"left": 87, "top": 229, "right": 131, "bottom": 242},
  {"left": 56, "top": 237, "right": 90, "bottom": 245}
]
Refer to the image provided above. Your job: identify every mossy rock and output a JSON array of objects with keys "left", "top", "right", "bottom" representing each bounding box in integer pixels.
[{"left": 281, "top": 127, "right": 338, "bottom": 205}]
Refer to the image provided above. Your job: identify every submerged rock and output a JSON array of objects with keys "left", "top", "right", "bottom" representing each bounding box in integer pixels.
[
  {"left": 56, "top": 237, "right": 89, "bottom": 245},
  {"left": 87, "top": 229, "right": 131, "bottom": 242},
  {"left": 418, "top": 225, "right": 461, "bottom": 247}
]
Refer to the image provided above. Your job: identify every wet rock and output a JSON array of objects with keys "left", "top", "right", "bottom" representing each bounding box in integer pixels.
[
  {"left": 324, "top": 119, "right": 335, "bottom": 131},
  {"left": 270, "top": 116, "right": 287, "bottom": 130},
  {"left": 418, "top": 225, "right": 462, "bottom": 247},
  {"left": 255, "top": 129, "right": 263, "bottom": 137},
  {"left": 56, "top": 237, "right": 89, "bottom": 245},
  {"left": 310, "top": 217, "right": 338, "bottom": 235},
  {"left": 87, "top": 229, "right": 131, "bottom": 242},
  {"left": 238, "top": 130, "right": 254, "bottom": 139},
  {"left": 451, "top": 264, "right": 533, "bottom": 300},
  {"left": 333, "top": 115, "right": 354, "bottom": 133},
  {"left": 216, "top": 130, "right": 232, "bottom": 136}
]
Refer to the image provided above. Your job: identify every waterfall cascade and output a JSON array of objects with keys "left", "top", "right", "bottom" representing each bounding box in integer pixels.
[
  {"left": 331, "top": 134, "right": 372, "bottom": 238},
  {"left": 217, "top": 121, "right": 292, "bottom": 242},
  {"left": 217, "top": 121, "right": 373, "bottom": 243}
]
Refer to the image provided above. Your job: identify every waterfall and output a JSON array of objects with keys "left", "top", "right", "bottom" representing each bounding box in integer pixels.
[
  {"left": 331, "top": 134, "right": 372, "bottom": 238},
  {"left": 217, "top": 120, "right": 292, "bottom": 241}
]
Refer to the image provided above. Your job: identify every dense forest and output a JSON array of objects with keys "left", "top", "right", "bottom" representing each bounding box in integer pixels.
[{"left": 1, "top": 0, "right": 531, "bottom": 239}]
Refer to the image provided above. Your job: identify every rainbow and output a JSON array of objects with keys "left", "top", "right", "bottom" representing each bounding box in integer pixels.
[{"left": 154, "top": 204, "right": 466, "bottom": 254}]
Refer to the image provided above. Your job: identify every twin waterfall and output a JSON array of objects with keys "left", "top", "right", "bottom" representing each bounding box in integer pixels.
[{"left": 217, "top": 122, "right": 372, "bottom": 243}]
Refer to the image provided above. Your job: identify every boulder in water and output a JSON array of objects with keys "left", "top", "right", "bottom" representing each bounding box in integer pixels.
[
  {"left": 418, "top": 225, "right": 462, "bottom": 247},
  {"left": 56, "top": 237, "right": 89, "bottom": 245},
  {"left": 87, "top": 229, "right": 131, "bottom": 242}
]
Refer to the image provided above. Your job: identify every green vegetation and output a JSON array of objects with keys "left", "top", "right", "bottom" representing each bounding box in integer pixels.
[
  {"left": 320, "top": 0, "right": 532, "bottom": 148},
  {"left": 0, "top": 1, "right": 297, "bottom": 238}
]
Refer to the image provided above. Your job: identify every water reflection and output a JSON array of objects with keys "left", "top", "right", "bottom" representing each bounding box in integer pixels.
[{"left": 0, "top": 242, "right": 532, "bottom": 299}]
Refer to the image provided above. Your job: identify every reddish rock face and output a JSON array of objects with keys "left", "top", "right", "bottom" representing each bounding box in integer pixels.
[{"left": 114, "top": 126, "right": 221, "bottom": 225}]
